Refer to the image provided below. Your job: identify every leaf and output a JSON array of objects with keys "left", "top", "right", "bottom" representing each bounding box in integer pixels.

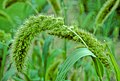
[
  {"left": 92, "top": 58, "right": 104, "bottom": 80},
  {"left": 29, "top": 69, "right": 40, "bottom": 80},
  {"left": 2, "top": 68, "right": 15, "bottom": 81},
  {"left": 0, "top": 10, "right": 10, "bottom": 20},
  {"left": 106, "top": 44, "right": 120, "bottom": 81},
  {"left": 0, "top": 44, "right": 8, "bottom": 80},
  {"left": 55, "top": 48, "right": 96, "bottom": 81},
  {"left": 82, "top": 12, "right": 95, "bottom": 28},
  {"left": 47, "top": 48, "right": 64, "bottom": 68},
  {"left": 0, "top": 10, "right": 14, "bottom": 25},
  {"left": 12, "top": 76, "right": 24, "bottom": 81},
  {"left": 42, "top": 36, "right": 53, "bottom": 63},
  {"left": 37, "top": 0, "right": 47, "bottom": 12},
  {"left": 42, "top": 36, "right": 53, "bottom": 79},
  {"left": 3, "top": 0, "right": 26, "bottom": 8},
  {"left": 23, "top": 72, "right": 31, "bottom": 81},
  {"left": 0, "top": 42, "right": 4, "bottom": 49},
  {"left": 47, "top": 0, "right": 61, "bottom": 15}
]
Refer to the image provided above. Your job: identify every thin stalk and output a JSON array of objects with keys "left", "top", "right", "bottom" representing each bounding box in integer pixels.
[
  {"left": 60, "top": 0, "right": 68, "bottom": 59},
  {"left": 66, "top": 27, "right": 88, "bottom": 48}
]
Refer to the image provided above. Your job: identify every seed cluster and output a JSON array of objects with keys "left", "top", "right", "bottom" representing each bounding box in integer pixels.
[
  {"left": 11, "top": 15, "right": 64, "bottom": 72},
  {"left": 49, "top": 26, "right": 110, "bottom": 68},
  {"left": 12, "top": 15, "right": 110, "bottom": 72},
  {"left": 95, "top": 0, "right": 119, "bottom": 26}
]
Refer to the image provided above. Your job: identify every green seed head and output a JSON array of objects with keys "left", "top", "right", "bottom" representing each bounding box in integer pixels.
[
  {"left": 11, "top": 15, "right": 64, "bottom": 72},
  {"left": 95, "top": 0, "right": 119, "bottom": 27},
  {"left": 11, "top": 15, "right": 110, "bottom": 72}
]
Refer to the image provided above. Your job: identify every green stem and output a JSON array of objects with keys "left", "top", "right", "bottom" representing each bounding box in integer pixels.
[
  {"left": 66, "top": 27, "right": 88, "bottom": 48},
  {"left": 61, "top": 0, "right": 68, "bottom": 59}
]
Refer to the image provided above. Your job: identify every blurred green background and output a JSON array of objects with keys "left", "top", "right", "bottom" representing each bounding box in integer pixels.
[{"left": 0, "top": 0, "right": 120, "bottom": 81}]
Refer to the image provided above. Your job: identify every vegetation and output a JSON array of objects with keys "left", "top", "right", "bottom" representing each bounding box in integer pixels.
[{"left": 0, "top": 0, "right": 120, "bottom": 81}]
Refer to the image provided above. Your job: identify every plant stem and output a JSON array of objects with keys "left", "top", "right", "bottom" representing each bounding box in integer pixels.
[
  {"left": 60, "top": 0, "right": 68, "bottom": 59},
  {"left": 66, "top": 27, "right": 88, "bottom": 48}
]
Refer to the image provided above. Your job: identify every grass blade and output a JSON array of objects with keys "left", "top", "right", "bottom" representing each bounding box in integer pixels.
[
  {"left": 47, "top": 48, "right": 64, "bottom": 68},
  {"left": 2, "top": 68, "right": 15, "bottom": 81},
  {"left": 0, "top": 43, "right": 7, "bottom": 80},
  {"left": 92, "top": 58, "right": 104, "bottom": 81},
  {"left": 106, "top": 44, "right": 120, "bottom": 81},
  {"left": 3, "top": 0, "right": 26, "bottom": 8},
  {"left": 42, "top": 36, "right": 53, "bottom": 81},
  {"left": 55, "top": 48, "right": 96, "bottom": 81}
]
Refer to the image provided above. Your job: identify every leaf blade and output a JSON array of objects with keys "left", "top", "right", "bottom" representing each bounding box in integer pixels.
[{"left": 55, "top": 48, "right": 96, "bottom": 81}]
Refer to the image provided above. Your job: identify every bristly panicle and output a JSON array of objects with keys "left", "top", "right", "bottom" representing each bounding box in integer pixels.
[
  {"left": 11, "top": 15, "right": 64, "bottom": 72},
  {"left": 11, "top": 15, "right": 110, "bottom": 72},
  {"left": 49, "top": 26, "right": 110, "bottom": 68},
  {"left": 95, "top": 0, "right": 119, "bottom": 27}
]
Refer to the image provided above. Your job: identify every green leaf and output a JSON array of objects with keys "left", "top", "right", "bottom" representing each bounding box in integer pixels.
[
  {"left": 0, "top": 10, "right": 14, "bottom": 25},
  {"left": 0, "top": 42, "right": 4, "bottom": 49},
  {"left": 47, "top": 48, "right": 64, "bottom": 68},
  {"left": 42, "top": 36, "right": 53, "bottom": 80},
  {"left": 3, "top": 0, "right": 26, "bottom": 8},
  {"left": 29, "top": 69, "right": 40, "bottom": 80},
  {"left": 42, "top": 36, "right": 53, "bottom": 63},
  {"left": 47, "top": 0, "right": 61, "bottom": 15},
  {"left": 55, "top": 48, "right": 96, "bottom": 81},
  {"left": 92, "top": 58, "right": 104, "bottom": 81},
  {"left": 2, "top": 68, "right": 15, "bottom": 81},
  {"left": 0, "top": 44, "right": 7, "bottom": 80},
  {"left": 12, "top": 76, "right": 24, "bottom": 81},
  {"left": 82, "top": 12, "right": 95, "bottom": 28},
  {"left": 0, "top": 10, "right": 10, "bottom": 20},
  {"left": 22, "top": 72, "right": 31, "bottom": 81},
  {"left": 106, "top": 44, "right": 120, "bottom": 81}
]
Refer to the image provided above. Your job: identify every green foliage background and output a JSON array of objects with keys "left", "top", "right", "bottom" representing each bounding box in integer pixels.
[{"left": 0, "top": 0, "right": 120, "bottom": 81}]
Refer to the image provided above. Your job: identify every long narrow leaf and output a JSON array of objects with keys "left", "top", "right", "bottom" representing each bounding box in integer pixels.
[
  {"left": 2, "top": 68, "right": 15, "bottom": 81},
  {"left": 92, "top": 58, "right": 104, "bottom": 81},
  {"left": 47, "top": 48, "right": 64, "bottom": 68},
  {"left": 0, "top": 10, "right": 10, "bottom": 20},
  {"left": 3, "top": 0, "right": 26, "bottom": 8},
  {"left": 55, "top": 48, "right": 96, "bottom": 81},
  {"left": 0, "top": 44, "right": 7, "bottom": 80},
  {"left": 106, "top": 44, "right": 120, "bottom": 81},
  {"left": 42, "top": 36, "right": 53, "bottom": 80}
]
